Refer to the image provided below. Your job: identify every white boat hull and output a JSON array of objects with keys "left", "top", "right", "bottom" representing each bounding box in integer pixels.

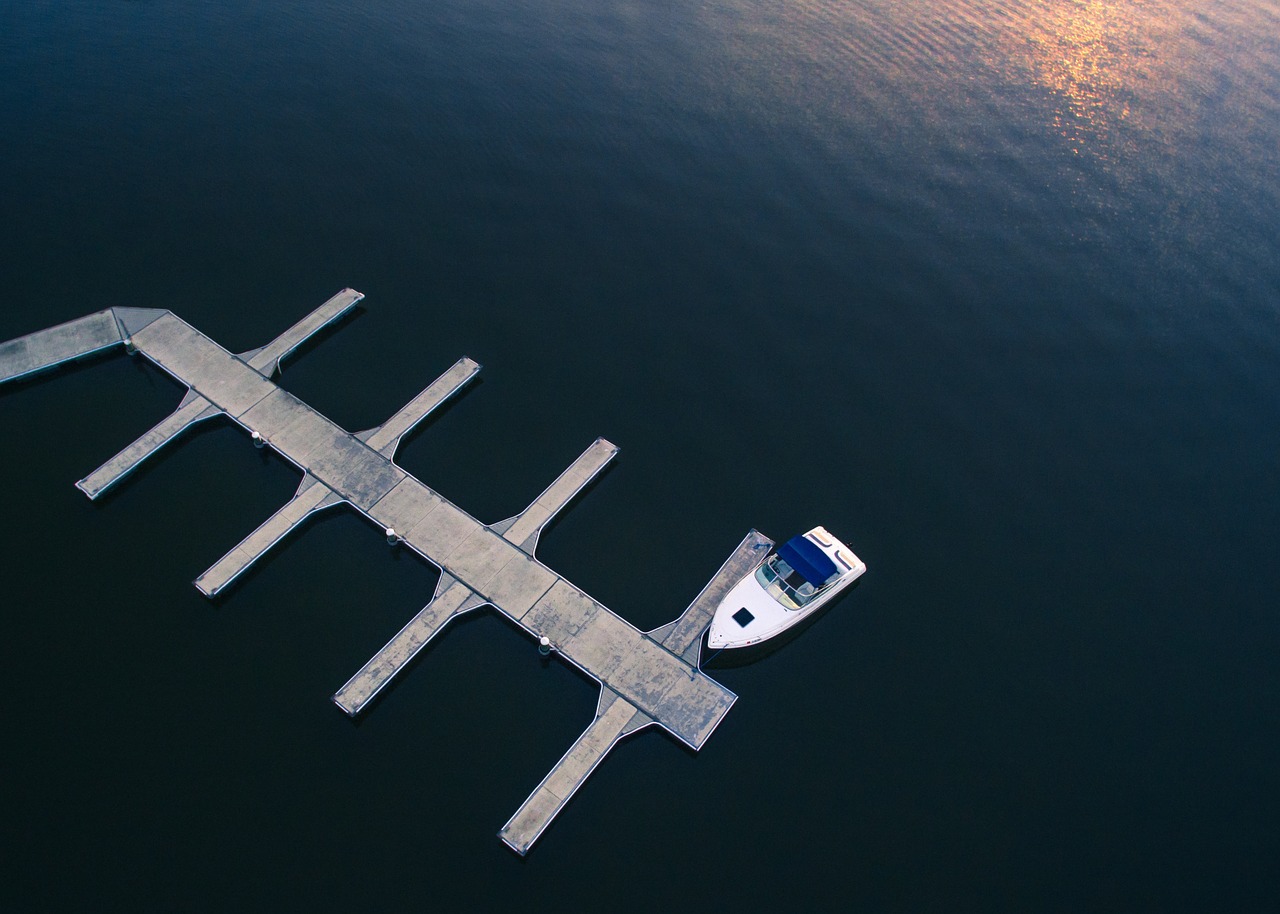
[{"left": 707, "top": 526, "right": 865, "bottom": 650}]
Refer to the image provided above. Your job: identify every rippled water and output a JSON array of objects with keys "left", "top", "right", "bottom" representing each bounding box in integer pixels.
[{"left": 1, "top": 1, "right": 1277, "bottom": 909}]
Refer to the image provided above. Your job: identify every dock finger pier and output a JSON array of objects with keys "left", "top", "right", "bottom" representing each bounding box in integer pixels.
[{"left": 0, "top": 291, "right": 773, "bottom": 854}]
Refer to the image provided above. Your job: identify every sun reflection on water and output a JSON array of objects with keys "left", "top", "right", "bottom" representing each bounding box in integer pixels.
[{"left": 1022, "top": 0, "right": 1180, "bottom": 157}]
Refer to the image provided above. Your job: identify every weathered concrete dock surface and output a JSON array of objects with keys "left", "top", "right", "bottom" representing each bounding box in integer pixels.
[
  {"left": 491, "top": 436, "right": 618, "bottom": 553},
  {"left": 194, "top": 473, "right": 345, "bottom": 596},
  {"left": 0, "top": 291, "right": 768, "bottom": 855},
  {"left": 77, "top": 391, "right": 222, "bottom": 499},
  {"left": 195, "top": 356, "right": 481, "bottom": 597},
  {"left": 500, "top": 687, "right": 651, "bottom": 854},
  {"left": 332, "top": 573, "right": 486, "bottom": 714}
]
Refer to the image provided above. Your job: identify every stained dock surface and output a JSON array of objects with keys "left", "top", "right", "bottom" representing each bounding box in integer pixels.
[
  {"left": 0, "top": 291, "right": 768, "bottom": 855},
  {"left": 332, "top": 573, "right": 483, "bottom": 714},
  {"left": 500, "top": 687, "right": 652, "bottom": 854}
]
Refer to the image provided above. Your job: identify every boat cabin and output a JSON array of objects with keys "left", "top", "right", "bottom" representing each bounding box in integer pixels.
[{"left": 755, "top": 535, "right": 840, "bottom": 609}]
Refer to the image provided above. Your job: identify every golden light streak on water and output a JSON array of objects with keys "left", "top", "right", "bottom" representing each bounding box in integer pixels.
[
  {"left": 1023, "top": 1, "right": 1184, "bottom": 158},
  {"left": 687, "top": 0, "right": 1277, "bottom": 163}
]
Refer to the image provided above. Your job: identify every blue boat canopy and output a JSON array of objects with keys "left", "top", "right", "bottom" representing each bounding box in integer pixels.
[{"left": 777, "top": 535, "right": 838, "bottom": 586}]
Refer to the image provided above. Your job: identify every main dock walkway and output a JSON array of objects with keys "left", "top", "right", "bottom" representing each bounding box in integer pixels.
[{"left": 0, "top": 292, "right": 773, "bottom": 855}]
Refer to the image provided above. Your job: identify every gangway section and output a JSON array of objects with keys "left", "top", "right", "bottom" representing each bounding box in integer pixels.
[{"left": 0, "top": 310, "right": 123, "bottom": 383}]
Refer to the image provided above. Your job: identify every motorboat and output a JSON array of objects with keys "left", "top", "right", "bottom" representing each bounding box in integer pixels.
[{"left": 707, "top": 526, "right": 865, "bottom": 649}]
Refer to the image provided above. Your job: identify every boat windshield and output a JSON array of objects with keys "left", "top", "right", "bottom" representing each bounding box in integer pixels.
[{"left": 755, "top": 555, "right": 819, "bottom": 609}]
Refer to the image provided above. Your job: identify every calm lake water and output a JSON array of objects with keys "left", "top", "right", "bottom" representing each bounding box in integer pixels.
[{"left": 2, "top": 0, "right": 1278, "bottom": 909}]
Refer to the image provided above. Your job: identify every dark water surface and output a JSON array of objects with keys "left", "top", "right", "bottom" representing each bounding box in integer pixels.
[{"left": 2, "top": 1, "right": 1278, "bottom": 909}]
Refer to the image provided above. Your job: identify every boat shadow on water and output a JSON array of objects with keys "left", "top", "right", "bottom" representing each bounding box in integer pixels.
[{"left": 700, "top": 576, "right": 865, "bottom": 670}]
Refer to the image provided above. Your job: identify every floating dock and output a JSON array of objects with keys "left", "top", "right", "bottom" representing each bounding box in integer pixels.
[{"left": 0, "top": 292, "right": 774, "bottom": 855}]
